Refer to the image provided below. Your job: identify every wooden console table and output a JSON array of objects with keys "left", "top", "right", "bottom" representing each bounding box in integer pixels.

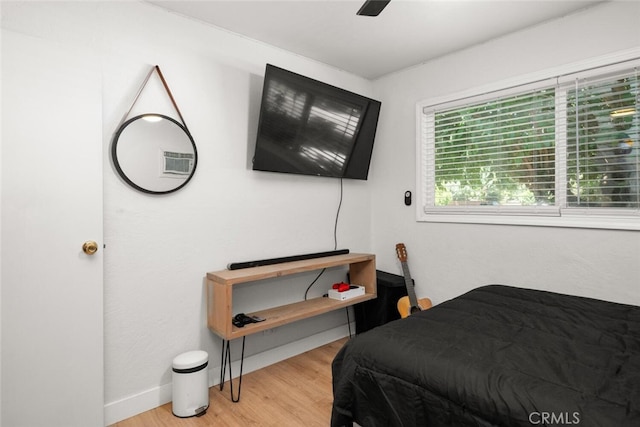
[{"left": 206, "top": 252, "right": 376, "bottom": 400}]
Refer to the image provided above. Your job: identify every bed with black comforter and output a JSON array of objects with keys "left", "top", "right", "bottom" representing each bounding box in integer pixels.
[{"left": 331, "top": 285, "right": 639, "bottom": 426}]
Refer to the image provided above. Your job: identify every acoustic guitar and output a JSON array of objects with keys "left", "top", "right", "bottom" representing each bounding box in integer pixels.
[{"left": 396, "top": 243, "right": 432, "bottom": 318}]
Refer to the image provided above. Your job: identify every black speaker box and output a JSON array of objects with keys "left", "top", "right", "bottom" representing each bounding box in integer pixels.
[{"left": 354, "top": 270, "right": 409, "bottom": 334}]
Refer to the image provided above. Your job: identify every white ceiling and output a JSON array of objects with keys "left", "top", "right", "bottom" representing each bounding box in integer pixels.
[{"left": 146, "top": 0, "right": 604, "bottom": 79}]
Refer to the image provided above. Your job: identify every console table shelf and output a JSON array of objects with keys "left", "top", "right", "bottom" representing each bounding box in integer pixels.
[{"left": 206, "top": 253, "right": 376, "bottom": 340}]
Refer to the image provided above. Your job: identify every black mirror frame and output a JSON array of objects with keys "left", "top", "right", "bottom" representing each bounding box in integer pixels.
[{"left": 111, "top": 113, "right": 198, "bottom": 195}]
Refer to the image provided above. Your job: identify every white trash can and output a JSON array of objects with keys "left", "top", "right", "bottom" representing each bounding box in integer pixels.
[{"left": 172, "top": 350, "right": 209, "bottom": 418}]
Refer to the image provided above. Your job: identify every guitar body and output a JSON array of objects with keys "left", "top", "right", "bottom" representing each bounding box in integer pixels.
[
  {"left": 395, "top": 243, "right": 432, "bottom": 318},
  {"left": 397, "top": 296, "right": 433, "bottom": 319}
]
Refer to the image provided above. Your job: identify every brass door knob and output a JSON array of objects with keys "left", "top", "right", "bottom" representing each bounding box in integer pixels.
[{"left": 82, "top": 240, "right": 99, "bottom": 255}]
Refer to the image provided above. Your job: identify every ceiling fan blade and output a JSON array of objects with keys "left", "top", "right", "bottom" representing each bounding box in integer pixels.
[{"left": 356, "top": 0, "right": 391, "bottom": 17}]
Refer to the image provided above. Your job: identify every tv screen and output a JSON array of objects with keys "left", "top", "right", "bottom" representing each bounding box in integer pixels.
[{"left": 252, "top": 64, "right": 381, "bottom": 180}]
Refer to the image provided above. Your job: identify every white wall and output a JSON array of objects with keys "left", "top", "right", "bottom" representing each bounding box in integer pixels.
[
  {"left": 370, "top": 1, "right": 640, "bottom": 307},
  {"left": 1, "top": 1, "right": 374, "bottom": 424},
  {"left": 0, "top": 14, "right": 3, "bottom": 425}
]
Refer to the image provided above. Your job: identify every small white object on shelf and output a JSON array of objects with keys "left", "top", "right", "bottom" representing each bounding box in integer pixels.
[{"left": 328, "top": 285, "right": 365, "bottom": 301}]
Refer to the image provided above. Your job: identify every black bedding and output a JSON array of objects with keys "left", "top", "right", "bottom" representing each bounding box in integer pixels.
[{"left": 331, "top": 285, "right": 640, "bottom": 427}]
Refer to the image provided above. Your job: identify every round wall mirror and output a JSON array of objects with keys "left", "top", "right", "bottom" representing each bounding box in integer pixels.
[{"left": 112, "top": 114, "right": 198, "bottom": 194}]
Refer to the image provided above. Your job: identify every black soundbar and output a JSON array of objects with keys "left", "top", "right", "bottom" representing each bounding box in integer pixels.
[{"left": 227, "top": 249, "right": 350, "bottom": 270}]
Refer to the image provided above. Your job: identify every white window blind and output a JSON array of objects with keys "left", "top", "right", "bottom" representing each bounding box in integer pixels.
[
  {"left": 566, "top": 68, "right": 639, "bottom": 210},
  {"left": 418, "top": 58, "right": 640, "bottom": 227},
  {"left": 423, "top": 86, "right": 559, "bottom": 216}
]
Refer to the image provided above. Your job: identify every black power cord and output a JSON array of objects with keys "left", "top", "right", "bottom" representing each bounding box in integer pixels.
[
  {"left": 333, "top": 178, "right": 343, "bottom": 248},
  {"left": 304, "top": 178, "right": 344, "bottom": 300}
]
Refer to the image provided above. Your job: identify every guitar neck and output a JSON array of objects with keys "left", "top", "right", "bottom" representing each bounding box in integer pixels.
[{"left": 400, "top": 261, "right": 420, "bottom": 307}]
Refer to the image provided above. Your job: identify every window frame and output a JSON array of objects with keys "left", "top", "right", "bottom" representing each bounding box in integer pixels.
[{"left": 416, "top": 53, "right": 640, "bottom": 230}]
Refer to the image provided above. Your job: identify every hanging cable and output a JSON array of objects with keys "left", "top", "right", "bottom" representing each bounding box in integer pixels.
[
  {"left": 333, "top": 178, "right": 344, "bottom": 250},
  {"left": 304, "top": 179, "right": 344, "bottom": 300},
  {"left": 345, "top": 307, "right": 353, "bottom": 338},
  {"left": 304, "top": 268, "right": 326, "bottom": 300}
]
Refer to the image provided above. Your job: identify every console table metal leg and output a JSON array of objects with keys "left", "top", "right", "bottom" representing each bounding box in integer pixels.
[
  {"left": 218, "top": 337, "right": 246, "bottom": 403},
  {"left": 218, "top": 340, "right": 227, "bottom": 391}
]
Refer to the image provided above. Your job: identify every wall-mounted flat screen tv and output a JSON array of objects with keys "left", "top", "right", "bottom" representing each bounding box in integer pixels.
[{"left": 252, "top": 64, "right": 381, "bottom": 180}]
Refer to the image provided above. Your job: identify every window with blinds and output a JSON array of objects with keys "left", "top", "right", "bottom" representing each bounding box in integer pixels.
[
  {"left": 418, "top": 59, "right": 639, "bottom": 226},
  {"left": 431, "top": 89, "right": 556, "bottom": 209},
  {"left": 567, "top": 69, "right": 639, "bottom": 209}
]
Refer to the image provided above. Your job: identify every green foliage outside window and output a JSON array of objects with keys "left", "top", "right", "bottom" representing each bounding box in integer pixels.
[
  {"left": 567, "top": 76, "right": 638, "bottom": 208},
  {"left": 434, "top": 90, "right": 556, "bottom": 206},
  {"left": 432, "top": 72, "right": 638, "bottom": 209}
]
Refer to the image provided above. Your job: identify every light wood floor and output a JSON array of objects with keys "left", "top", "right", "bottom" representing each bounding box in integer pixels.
[{"left": 110, "top": 337, "right": 348, "bottom": 427}]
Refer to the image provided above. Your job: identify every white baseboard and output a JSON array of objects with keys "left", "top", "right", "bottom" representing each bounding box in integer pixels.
[{"left": 104, "top": 324, "right": 352, "bottom": 426}]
